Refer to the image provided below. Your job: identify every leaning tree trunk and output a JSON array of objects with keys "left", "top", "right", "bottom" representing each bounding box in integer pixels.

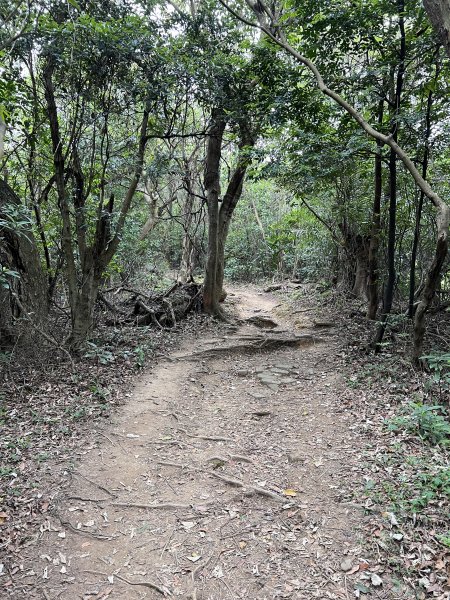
[
  {"left": 0, "top": 178, "right": 48, "bottom": 347},
  {"left": 216, "top": 154, "right": 252, "bottom": 298},
  {"left": 215, "top": 124, "right": 255, "bottom": 299}
]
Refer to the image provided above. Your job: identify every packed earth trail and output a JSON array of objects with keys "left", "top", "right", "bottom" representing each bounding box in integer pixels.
[{"left": 13, "top": 288, "right": 408, "bottom": 599}]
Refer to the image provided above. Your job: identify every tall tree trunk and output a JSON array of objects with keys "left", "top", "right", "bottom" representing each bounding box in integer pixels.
[
  {"left": 367, "top": 98, "right": 384, "bottom": 320},
  {"left": 203, "top": 109, "right": 226, "bottom": 316},
  {"left": 373, "top": 1, "right": 405, "bottom": 350}
]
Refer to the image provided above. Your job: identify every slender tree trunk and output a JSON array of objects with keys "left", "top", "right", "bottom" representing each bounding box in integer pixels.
[
  {"left": 408, "top": 83, "right": 434, "bottom": 318},
  {"left": 216, "top": 161, "right": 247, "bottom": 298},
  {"left": 373, "top": 147, "right": 397, "bottom": 348},
  {"left": 69, "top": 266, "right": 102, "bottom": 345},
  {"left": 352, "top": 236, "right": 369, "bottom": 300},
  {"left": 367, "top": 99, "right": 384, "bottom": 320},
  {"left": 179, "top": 191, "right": 195, "bottom": 283}
]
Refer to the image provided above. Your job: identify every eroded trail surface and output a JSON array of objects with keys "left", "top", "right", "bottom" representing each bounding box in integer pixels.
[{"left": 21, "top": 288, "right": 393, "bottom": 599}]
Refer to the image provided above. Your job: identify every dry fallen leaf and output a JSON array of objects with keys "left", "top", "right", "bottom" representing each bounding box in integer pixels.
[
  {"left": 371, "top": 573, "right": 383, "bottom": 587},
  {"left": 283, "top": 489, "right": 297, "bottom": 497},
  {"left": 186, "top": 553, "right": 201, "bottom": 563}
]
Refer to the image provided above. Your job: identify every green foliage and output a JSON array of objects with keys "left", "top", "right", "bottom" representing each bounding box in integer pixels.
[
  {"left": 83, "top": 342, "right": 115, "bottom": 365},
  {"left": 388, "top": 403, "right": 450, "bottom": 447}
]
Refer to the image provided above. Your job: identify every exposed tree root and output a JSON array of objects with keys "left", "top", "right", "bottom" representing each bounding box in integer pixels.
[
  {"left": 114, "top": 572, "right": 171, "bottom": 596},
  {"left": 112, "top": 501, "right": 190, "bottom": 510},
  {"left": 210, "top": 472, "right": 287, "bottom": 503},
  {"left": 177, "top": 333, "right": 315, "bottom": 360},
  {"left": 244, "top": 315, "right": 278, "bottom": 329}
]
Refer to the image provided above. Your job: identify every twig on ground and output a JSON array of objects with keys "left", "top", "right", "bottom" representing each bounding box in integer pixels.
[
  {"left": 67, "top": 496, "right": 109, "bottom": 503},
  {"left": 156, "top": 460, "right": 186, "bottom": 468},
  {"left": 192, "top": 551, "right": 215, "bottom": 600},
  {"left": 72, "top": 471, "right": 116, "bottom": 497},
  {"left": 160, "top": 526, "right": 176, "bottom": 559},
  {"left": 96, "top": 431, "right": 117, "bottom": 446}
]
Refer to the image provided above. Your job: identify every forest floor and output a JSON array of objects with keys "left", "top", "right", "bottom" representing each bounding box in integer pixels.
[{"left": 1, "top": 285, "right": 449, "bottom": 599}]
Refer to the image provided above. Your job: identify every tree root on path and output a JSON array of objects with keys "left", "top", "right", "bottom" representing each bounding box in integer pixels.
[
  {"left": 177, "top": 333, "right": 316, "bottom": 360},
  {"left": 210, "top": 472, "right": 288, "bottom": 503},
  {"left": 114, "top": 572, "right": 171, "bottom": 596},
  {"left": 71, "top": 471, "right": 117, "bottom": 498},
  {"left": 178, "top": 428, "right": 234, "bottom": 442},
  {"left": 58, "top": 518, "right": 115, "bottom": 540},
  {"left": 112, "top": 501, "right": 191, "bottom": 510}
]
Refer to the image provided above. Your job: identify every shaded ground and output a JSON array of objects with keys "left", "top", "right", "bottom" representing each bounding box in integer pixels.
[{"left": 1, "top": 286, "right": 423, "bottom": 598}]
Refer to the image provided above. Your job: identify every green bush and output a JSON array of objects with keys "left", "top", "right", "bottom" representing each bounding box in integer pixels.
[{"left": 388, "top": 402, "right": 450, "bottom": 446}]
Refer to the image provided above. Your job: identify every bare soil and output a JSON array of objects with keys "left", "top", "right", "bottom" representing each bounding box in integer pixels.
[{"left": 3, "top": 287, "right": 413, "bottom": 599}]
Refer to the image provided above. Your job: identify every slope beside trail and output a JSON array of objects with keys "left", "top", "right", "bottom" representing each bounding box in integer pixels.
[{"left": 17, "top": 287, "right": 402, "bottom": 599}]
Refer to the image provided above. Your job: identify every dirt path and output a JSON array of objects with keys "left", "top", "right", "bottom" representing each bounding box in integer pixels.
[{"left": 16, "top": 288, "right": 400, "bottom": 599}]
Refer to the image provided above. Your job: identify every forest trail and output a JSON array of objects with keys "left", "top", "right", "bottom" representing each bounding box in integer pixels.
[{"left": 21, "top": 287, "right": 397, "bottom": 600}]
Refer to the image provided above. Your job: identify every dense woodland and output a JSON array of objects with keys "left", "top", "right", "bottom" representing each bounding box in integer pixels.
[
  {"left": 1, "top": 1, "right": 450, "bottom": 597},
  {"left": 0, "top": 0, "right": 449, "bottom": 359}
]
